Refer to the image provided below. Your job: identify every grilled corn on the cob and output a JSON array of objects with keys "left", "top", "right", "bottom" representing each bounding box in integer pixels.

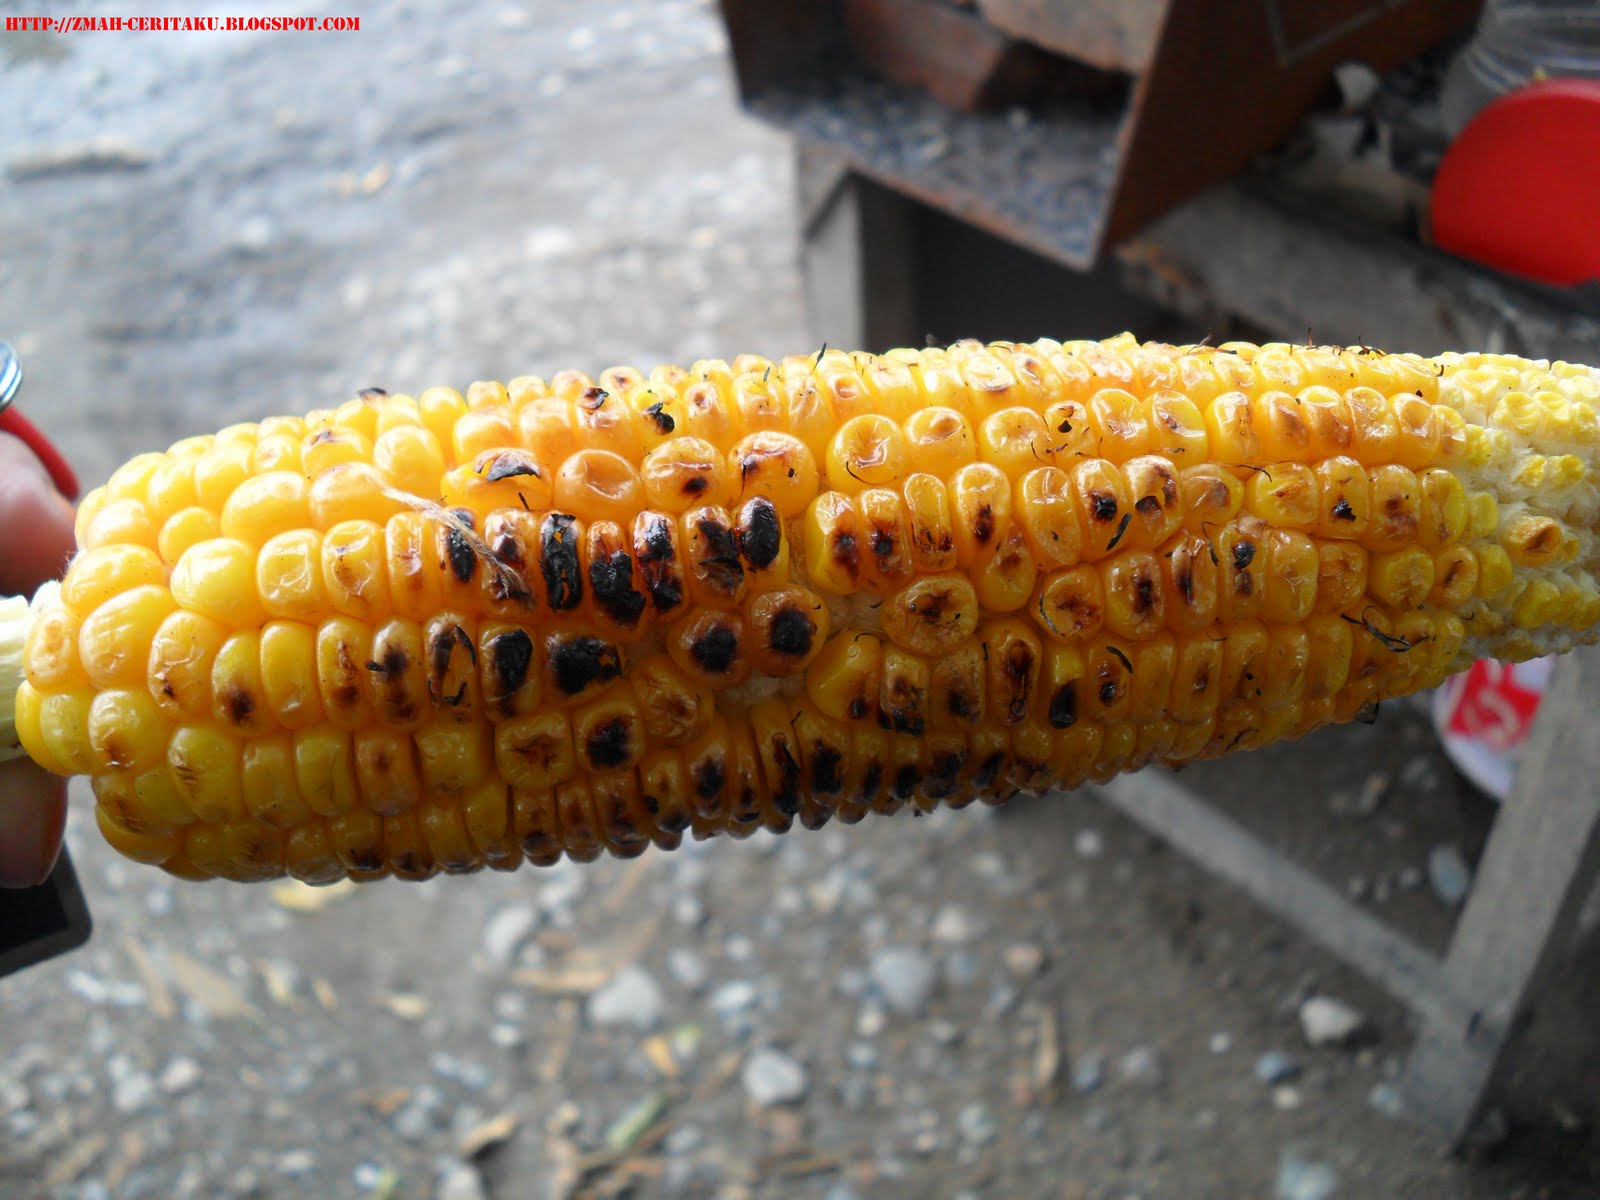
[{"left": 4, "top": 335, "right": 1598, "bottom": 882}]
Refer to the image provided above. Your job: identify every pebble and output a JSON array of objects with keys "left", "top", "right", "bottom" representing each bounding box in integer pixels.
[
  {"left": 481, "top": 904, "right": 538, "bottom": 965},
  {"left": 490, "top": 1023, "right": 525, "bottom": 1049},
  {"left": 1275, "top": 1154, "right": 1338, "bottom": 1200},
  {"left": 547, "top": 1100, "right": 581, "bottom": 1134},
  {"left": 931, "top": 905, "right": 979, "bottom": 944},
  {"left": 869, "top": 947, "right": 936, "bottom": 1017},
  {"left": 927, "top": 1019, "right": 962, "bottom": 1046},
  {"left": 435, "top": 1161, "right": 488, "bottom": 1200},
  {"left": 709, "top": 980, "right": 759, "bottom": 1019},
  {"left": 846, "top": 1041, "right": 878, "bottom": 1070},
  {"left": 159, "top": 1056, "right": 202, "bottom": 1095},
  {"left": 984, "top": 982, "right": 1019, "bottom": 1017},
  {"left": 1071, "top": 1053, "right": 1106, "bottom": 1094},
  {"left": 1209, "top": 1032, "right": 1232, "bottom": 1055},
  {"left": 112, "top": 1070, "right": 156, "bottom": 1114},
  {"left": 431, "top": 1053, "right": 493, "bottom": 1091},
  {"left": 856, "top": 1002, "right": 886, "bottom": 1038},
  {"left": 1299, "top": 995, "right": 1371, "bottom": 1048},
  {"left": 836, "top": 966, "right": 868, "bottom": 997},
  {"left": 741, "top": 1047, "right": 808, "bottom": 1106},
  {"left": 392, "top": 1085, "right": 445, "bottom": 1140},
  {"left": 587, "top": 965, "right": 665, "bottom": 1032},
  {"left": 1272, "top": 1086, "right": 1303, "bottom": 1111},
  {"left": 1004, "top": 943, "right": 1045, "bottom": 978},
  {"left": 1073, "top": 828, "right": 1105, "bottom": 859},
  {"left": 1368, "top": 1081, "right": 1405, "bottom": 1119},
  {"left": 353, "top": 1163, "right": 388, "bottom": 1190},
  {"left": 277, "top": 1151, "right": 316, "bottom": 1176},
  {"left": 67, "top": 971, "right": 145, "bottom": 1008},
  {"left": 666, "top": 947, "right": 708, "bottom": 993},
  {"left": 1427, "top": 843, "right": 1473, "bottom": 907},
  {"left": 724, "top": 934, "right": 755, "bottom": 962},
  {"left": 673, "top": 894, "right": 706, "bottom": 929},
  {"left": 1255, "top": 1052, "right": 1303, "bottom": 1084},
  {"left": 1118, "top": 1046, "right": 1165, "bottom": 1089},
  {"left": 943, "top": 950, "right": 981, "bottom": 987},
  {"left": 956, "top": 1102, "right": 998, "bottom": 1146}
]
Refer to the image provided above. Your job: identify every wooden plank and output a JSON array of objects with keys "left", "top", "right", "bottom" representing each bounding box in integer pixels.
[
  {"left": 1097, "top": 771, "right": 1470, "bottom": 1030},
  {"left": 1400, "top": 648, "right": 1600, "bottom": 1146},
  {"left": 976, "top": 0, "right": 1164, "bottom": 72}
]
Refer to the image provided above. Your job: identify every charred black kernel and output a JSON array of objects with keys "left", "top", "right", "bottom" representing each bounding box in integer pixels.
[
  {"left": 643, "top": 400, "right": 675, "bottom": 433},
  {"left": 693, "top": 757, "right": 725, "bottom": 801},
  {"left": 485, "top": 451, "right": 542, "bottom": 483},
  {"left": 1002, "top": 644, "right": 1035, "bottom": 723},
  {"left": 737, "top": 498, "right": 781, "bottom": 569},
  {"left": 1049, "top": 684, "right": 1077, "bottom": 728},
  {"left": 490, "top": 530, "right": 525, "bottom": 567},
  {"left": 345, "top": 844, "right": 384, "bottom": 872},
  {"left": 1098, "top": 680, "right": 1120, "bottom": 705},
  {"left": 427, "top": 623, "right": 474, "bottom": 697},
  {"left": 973, "top": 503, "right": 995, "bottom": 545},
  {"left": 223, "top": 687, "right": 254, "bottom": 726},
  {"left": 365, "top": 644, "right": 409, "bottom": 679},
  {"left": 772, "top": 740, "right": 802, "bottom": 815},
  {"left": 1090, "top": 491, "right": 1119, "bottom": 521},
  {"left": 693, "top": 515, "right": 744, "bottom": 595},
  {"left": 657, "top": 810, "right": 690, "bottom": 835},
  {"left": 1331, "top": 497, "right": 1355, "bottom": 520},
  {"left": 683, "top": 476, "right": 708, "bottom": 496},
  {"left": 487, "top": 629, "right": 534, "bottom": 701},
  {"left": 357, "top": 386, "right": 388, "bottom": 400},
  {"left": 1132, "top": 569, "right": 1157, "bottom": 614},
  {"left": 832, "top": 530, "right": 859, "bottom": 576},
  {"left": 1057, "top": 417, "right": 1073, "bottom": 433},
  {"left": 580, "top": 386, "right": 609, "bottom": 411},
  {"left": 549, "top": 635, "right": 621, "bottom": 696},
  {"left": 1232, "top": 540, "right": 1256, "bottom": 570},
  {"left": 870, "top": 528, "right": 895, "bottom": 558},
  {"left": 690, "top": 622, "right": 739, "bottom": 674},
  {"left": 1135, "top": 495, "right": 1162, "bottom": 518},
  {"left": 973, "top": 752, "right": 1006, "bottom": 788},
  {"left": 589, "top": 550, "right": 646, "bottom": 625},
  {"left": 540, "top": 513, "right": 583, "bottom": 610},
  {"left": 811, "top": 746, "right": 844, "bottom": 794},
  {"left": 857, "top": 761, "right": 884, "bottom": 801},
  {"left": 947, "top": 689, "right": 977, "bottom": 720},
  {"left": 847, "top": 695, "right": 871, "bottom": 720},
  {"left": 926, "top": 749, "right": 964, "bottom": 796},
  {"left": 445, "top": 526, "right": 476, "bottom": 583},
  {"left": 891, "top": 764, "right": 921, "bottom": 799},
  {"left": 636, "top": 513, "right": 684, "bottom": 613},
  {"left": 885, "top": 680, "right": 925, "bottom": 735},
  {"left": 768, "top": 606, "right": 816, "bottom": 657},
  {"left": 585, "top": 717, "right": 635, "bottom": 770}
]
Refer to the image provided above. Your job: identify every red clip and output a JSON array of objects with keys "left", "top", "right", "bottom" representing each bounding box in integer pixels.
[{"left": 0, "top": 408, "right": 80, "bottom": 502}]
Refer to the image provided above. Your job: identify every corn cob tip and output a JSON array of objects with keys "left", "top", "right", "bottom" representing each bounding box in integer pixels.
[{"left": 0, "top": 587, "right": 47, "bottom": 764}]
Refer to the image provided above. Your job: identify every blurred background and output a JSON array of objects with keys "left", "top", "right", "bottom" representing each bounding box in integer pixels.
[{"left": 4, "top": 1, "right": 1600, "bottom": 1197}]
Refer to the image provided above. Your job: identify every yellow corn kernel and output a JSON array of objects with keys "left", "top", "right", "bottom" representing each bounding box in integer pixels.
[
  {"left": 1042, "top": 398, "right": 1097, "bottom": 460},
  {"left": 83, "top": 497, "right": 159, "bottom": 551},
  {"left": 1170, "top": 636, "right": 1223, "bottom": 724},
  {"left": 731, "top": 431, "right": 819, "bottom": 518},
  {"left": 1363, "top": 465, "right": 1420, "bottom": 550},
  {"left": 210, "top": 631, "right": 269, "bottom": 736},
  {"left": 1261, "top": 530, "right": 1319, "bottom": 624},
  {"left": 806, "top": 631, "right": 882, "bottom": 722},
  {"left": 1315, "top": 541, "right": 1368, "bottom": 614},
  {"left": 803, "top": 492, "right": 864, "bottom": 595},
  {"left": 1203, "top": 391, "right": 1258, "bottom": 464},
  {"left": 1101, "top": 551, "right": 1164, "bottom": 640},
  {"left": 302, "top": 427, "right": 372, "bottom": 478},
  {"left": 641, "top": 436, "right": 729, "bottom": 513},
  {"left": 1391, "top": 394, "right": 1441, "bottom": 470},
  {"left": 349, "top": 728, "right": 421, "bottom": 817},
  {"left": 902, "top": 473, "right": 957, "bottom": 572},
  {"left": 86, "top": 689, "right": 168, "bottom": 773},
  {"left": 1089, "top": 388, "right": 1151, "bottom": 460},
  {"left": 146, "top": 609, "right": 226, "bottom": 722},
  {"left": 492, "top": 711, "right": 574, "bottom": 792},
  {"left": 451, "top": 407, "right": 515, "bottom": 466},
  {"left": 1418, "top": 469, "right": 1468, "bottom": 547},
  {"left": 257, "top": 621, "right": 322, "bottom": 729},
  {"left": 555, "top": 450, "right": 643, "bottom": 526},
  {"left": 1177, "top": 464, "right": 1243, "bottom": 534},
  {"left": 23, "top": 601, "right": 87, "bottom": 691},
  {"left": 415, "top": 720, "right": 494, "bottom": 796},
  {"left": 903, "top": 408, "right": 975, "bottom": 478},
  {"left": 1163, "top": 535, "right": 1219, "bottom": 630},
  {"left": 1014, "top": 467, "right": 1081, "bottom": 570},
  {"left": 1252, "top": 391, "right": 1312, "bottom": 462},
  {"left": 368, "top": 619, "right": 429, "bottom": 728},
  {"left": 929, "top": 641, "right": 985, "bottom": 729},
  {"left": 1502, "top": 513, "right": 1566, "bottom": 568},
  {"left": 79, "top": 586, "right": 178, "bottom": 689},
  {"left": 63, "top": 546, "right": 166, "bottom": 617},
  {"left": 321, "top": 520, "right": 389, "bottom": 623},
  {"left": 976, "top": 407, "right": 1049, "bottom": 479},
  {"left": 292, "top": 728, "right": 359, "bottom": 818},
  {"left": 1218, "top": 621, "right": 1269, "bottom": 704},
  {"left": 168, "top": 725, "right": 244, "bottom": 823},
  {"left": 1369, "top": 547, "right": 1436, "bottom": 610},
  {"left": 879, "top": 646, "right": 930, "bottom": 735},
  {"left": 1071, "top": 459, "right": 1131, "bottom": 559},
  {"left": 1311, "top": 457, "right": 1370, "bottom": 539},
  {"left": 883, "top": 574, "right": 980, "bottom": 655},
  {"left": 157, "top": 506, "right": 221, "bottom": 565},
  {"left": 170, "top": 538, "right": 264, "bottom": 627},
  {"left": 1467, "top": 492, "right": 1499, "bottom": 539},
  {"left": 192, "top": 443, "right": 254, "bottom": 512},
  {"left": 372, "top": 424, "right": 447, "bottom": 497},
  {"left": 384, "top": 512, "right": 444, "bottom": 622},
  {"left": 1429, "top": 545, "right": 1478, "bottom": 609},
  {"left": 1122, "top": 456, "right": 1182, "bottom": 550},
  {"left": 218, "top": 471, "right": 311, "bottom": 546},
  {"left": 985, "top": 619, "right": 1041, "bottom": 726},
  {"left": 747, "top": 586, "right": 827, "bottom": 677},
  {"left": 310, "top": 462, "right": 405, "bottom": 529},
  {"left": 975, "top": 525, "right": 1037, "bottom": 613},
  {"left": 1298, "top": 386, "right": 1354, "bottom": 458},
  {"left": 826, "top": 414, "right": 907, "bottom": 492},
  {"left": 1148, "top": 391, "right": 1208, "bottom": 459},
  {"left": 1475, "top": 544, "right": 1515, "bottom": 600},
  {"left": 1245, "top": 463, "right": 1318, "bottom": 530},
  {"left": 252, "top": 529, "right": 326, "bottom": 622},
  {"left": 1127, "top": 636, "right": 1177, "bottom": 722},
  {"left": 96, "top": 804, "right": 178, "bottom": 866},
  {"left": 950, "top": 462, "right": 1011, "bottom": 568},
  {"left": 1302, "top": 615, "right": 1354, "bottom": 701},
  {"left": 315, "top": 616, "right": 375, "bottom": 731},
  {"left": 1034, "top": 565, "right": 1105, "bottom": 643}
]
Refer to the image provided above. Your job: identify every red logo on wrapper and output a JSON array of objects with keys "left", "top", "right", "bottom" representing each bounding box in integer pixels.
[{"left": 1444, "top": 661, "right": 1546, "bottom": 752}]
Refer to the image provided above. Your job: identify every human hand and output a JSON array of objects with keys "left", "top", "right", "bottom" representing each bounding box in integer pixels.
[{"left": 0, "top": 432, "right": 77, "bottom": 887}]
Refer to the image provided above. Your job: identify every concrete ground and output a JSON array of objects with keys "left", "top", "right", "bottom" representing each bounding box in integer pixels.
[{"left": 2, "top": 2, "right": 1599, "bottom": 1197}]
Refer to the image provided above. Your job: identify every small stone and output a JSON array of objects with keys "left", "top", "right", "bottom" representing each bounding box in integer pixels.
[
  {"left": 666, "top": 947, "right": 707, "bottom": 993},
  {"left": 836, "top": 966, "right": 868, "bottom": 997},
  {"left": 724, "top": 934, "right": 754, "bottom": 962},
  {"left": 943, "top": 950, "right": 981, "bottom": 987},
  {"left": 159, "top": 1057, "right": 202, "bottom": 1094},
  {"left": 984, "top": 981, "right": 1019, "bottom": 1017},
  {"left": 1275, "top": 1153, "right": 1337, "bottom": 1200},
  {"left": 1003, "top": 943, "right": 1045, "bottom": 978},
  {"left": 490, "top": 1023, "right": 524, "bottom": 1049},
  {"left": 1272, "top": 1085, "right": 1303, "bottom": 1110},
  {"left": 1396, "top": 866, "right": 1424, "bottom": 892},
  {"left": 856, "top": 1002, "right": 886, "bottom": 1038},
  {"left": 67, "top": 971, "right": 145, "bottom": 1008},
  {"left": 1071, "top": 1053, "right": 1106, "bottom": 1094},
  {"left": 234, "top": 216, "right": 275, "bottom": 254},
  {"left": 927, "top": 1019, "right": 962, "bottom": 1046},
  {"left": 435, "top": 1161, "right": 487, "bottom": 1200},
  {"left": 931, "top": 905, "right": 978, "bottom": 943},
  {"left": 741, "top": 1047, "right": 808, "bottom": 1106},
  {"left": 587, "top": 965, "right": 664, "bottom": 1032},
  {"left": 353, "top": 1163, "right": 387, "bottom": 1190},
  {"left": 845, "top": 1041, "right": 878, "bottom": 1070},
  {"left": 1254, "top": 1052, "right": 1303, "bottom": 1084},
  {"left": 673, "top": 894, "right": 706, "bottom": 929},
  {"left": 431, "top": 1053, "right": 493, "bottom": 1091},
  {"left": 1368, "top": 1081, "right": 1405, "bottom": 1118},
  {"left": 709, "top": 980, "right": 759, "bottom": 1020},
  {"left": 392, "top": 1085, "right": 445, "bottom": 1141},
  {"left": 1209, "top": 1032, "right": 1232, "bottom": 1055},
  {"left": 277, "top": 1151, "right": 316, "bottom": 1176},
  {"left": 1299, "top": 995, "right": 1371, "bottom": 1048},
  {"left": 481, "top": 904, "right": 538, "bottom": 965},
  {"left": 1427, "top": 843, "right": 1473, "bottom": 907},
  {"left": 112, "top": 1071, "right": 156, "bottom": 1114},
  {"left": 1118, "top": 1046, "right": 1164, "bottom": 1089},
  {"left": 869, "top": 947, "right": 936, "bottom": 1017},
  {"left": 1073, "top": 829, "right": 1105, "bottom": 859},
  {"left": 956, "top": 1102, "right": 997, "bottom": 1146}
]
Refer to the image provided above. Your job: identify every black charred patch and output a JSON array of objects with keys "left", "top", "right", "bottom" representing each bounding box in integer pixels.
[
  {"left": 973, "top": 752, "right": 1006, "bottom": 788},
  {"left": 589, "top": 550, "right": 646, "bottom": 625},
  {"left": 870, "top": 528, "right": 895, "bottom": 558},
  {"left": 811, "top": 746, "right": 844, "bottom": 795},
  {"left": 1232, "top": 540, "right": 1256, "bottom": 570},
  {"left": 485, "top": 450, "right": 542, "bottom": 483},
  {"left": 580, "top": 386, "right": 608, "bottom": 411},
  {"left": 885, "top": 677, "right": 925, "bottom": 736},
  {"left": 635, "top": 513, "right": 683, "bottom": 613},
  {"left": 1175, "top": 561, "right": 1195, "bottom": 604},
  {"left": 693, "top": 515, "right": 744, "bottom": 596},
  {"left": 768, "top": 606, "right": 815, "bottom": 657},
  {"left": 1105, "top": 511, "right": 1132, "bottom": 552},
  {"left": 736, "top": 498, "right": 781, "bottom": 570},
  {"left": 1132, "top": 569, "right": 1157, "bottom": 614},
  {"left": 540, "top": 513, "right": 583, "bottom": 610},
  {"left": 1099, "top": 679, "right": 1121, "bottom": 706},
  {"left": 1135, "top": 495, "right": 1162, "bottom": 518},
  {"left": 490, "top": 530, "right": 525, "bottom": 568},
  {"left": 1331, "top": 497, "right": 1355, "bottom": 521},
  {"left": 690, "top": 621, "right": 739, "bottom": 674},
  {"left": 367, "top": 644, "right": 407, "bottom": 678},
  {"left": 772, "top": 740, "right": 802, "bottom": 815},
  {"left": 693, "top": 756, "right": 725, "bottom": 801},
  {"left": 487, "top": 629, "right": 534, "bottom": 701},
  {"left": 549, "top": 636, "right": 622, "bottom": 696},
  {"left": 426, "top": 624, "right": 474, "bottom": 706},
  {"left": 1049, "top": 685, "right": 1077, "bottom": 728},
  {"left": 223, "top": 687, "right": 254, "bottom": 726},
  {"left": 585, "top": 717, "right": 635, "bottom": 770},
  {"left": 925, "top": 749, "right": 965, "bottom": 797},
  {"left": 973, "top": 503, "right": 995, "bottom": 546},
  {"left": 1002, "top": 643, "right": 1035, "bottom": 723},
  {"left": 643, "top": 400, "right": 675, "bottom": 434},
  {"left": 1090, "top": 491, "right": 1119, "bottom": 521},
  {"left": 445, "top": 524, "right": 477, "bottom": 584},
  {"left": 831, "top": 530, "right": 859, "bottom": 577},
  {"left": 858, "top": 761, "right": 884, "bottom": 801},
  {"left": 891, "top": 764, "right": 921, "bottom": 800},
  {"left": 946, "top": 688, "right": 978, "bottom": 720}
]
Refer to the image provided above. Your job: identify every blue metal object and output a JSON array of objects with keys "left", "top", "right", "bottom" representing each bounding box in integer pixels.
[{"left": 0, "top": 341, "right": 21, "bottom": 415}]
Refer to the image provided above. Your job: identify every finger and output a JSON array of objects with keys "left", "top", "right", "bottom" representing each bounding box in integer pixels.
[
  {"left": 0, "top": 759, "right": 68, "bottom": 888},
  {"left": 0, "top": 434, "right": 77, "bottom": 597}
]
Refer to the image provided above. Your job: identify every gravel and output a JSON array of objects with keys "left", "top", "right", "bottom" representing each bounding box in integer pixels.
[
  {"left": 666, "top": 946, "right": 708, "bottom": 992},
  {"left": 1299, "top": 995, "right": 1371, "bottom": 1048},
  {"left": 1275, "top": 1153, "right": 1339, "bottom": 1200},
  {"left": 956, "top": 1102, "right": 998, "bottom": 1146},
  {"left": 1003, "top": 943, "right": 1045, "bottom": 978},
  {"left": 1117, "top": 1046, "right": 1165, "bottom": 1089},
  {"left": 742, "top": 1047, "right": 809, "bottom": 1106},
  {"left": 1427, "top": 842, "right": 1474, "bottom": 907},
  {"left": 434, "top": 1161, "right": 488, "bottom": 1200},
  {"left": 1071, "top": 1053, "right": 1107, "bottom": 1095},
  {"left": 870, "top": 947, "right": 937, "bottom": 1017},
  {"left": 587, "top": 965, "right": 665, "bottom": 1032},
  {"left": 1255, "top": 1051, "right": 1304, "bottom": 1084},
  {"left": 480, "top": 904, "right": 538, "bottom": 965}
]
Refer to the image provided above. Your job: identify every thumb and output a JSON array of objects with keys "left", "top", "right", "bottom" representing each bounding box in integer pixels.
[{"left": 0, "top": 759, "right": 68, "bottom": 888}]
